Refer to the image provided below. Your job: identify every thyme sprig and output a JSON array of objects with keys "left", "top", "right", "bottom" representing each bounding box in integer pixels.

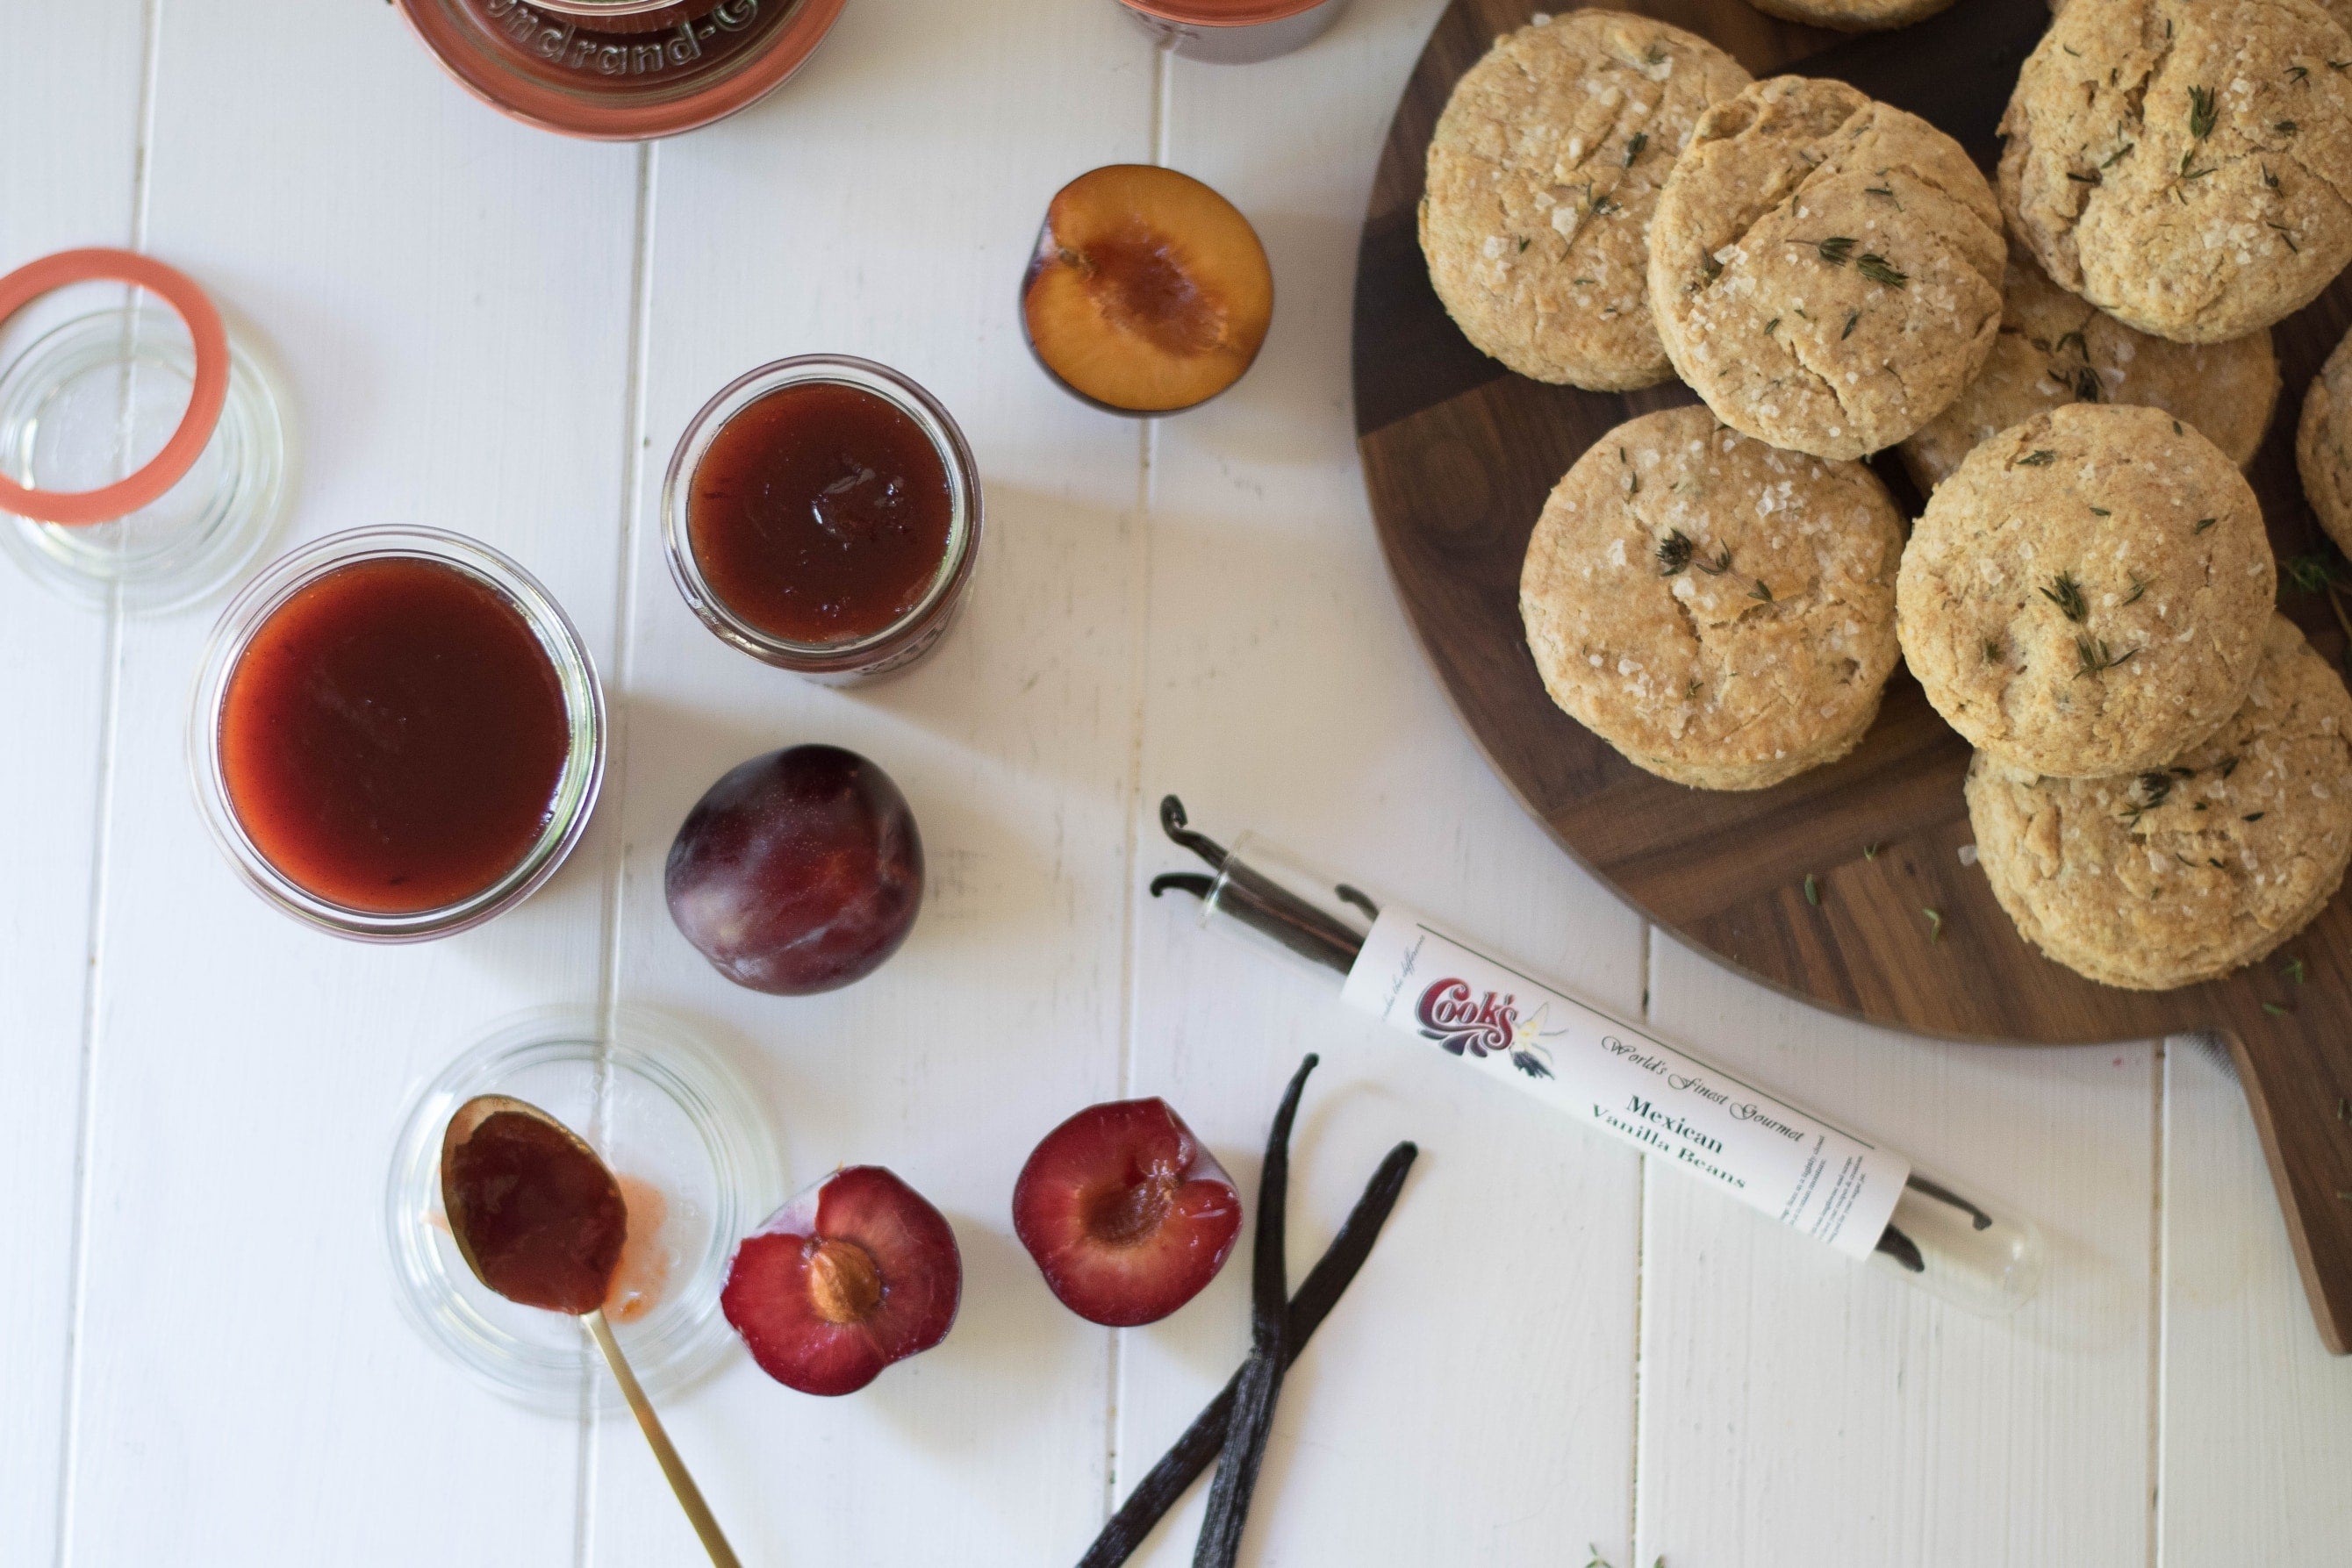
[
  {"left": 2040, "top": 570, "right": 2089, "bottom": 621},
  {"left": 2075, "top": 634, "right": 2138, "bottom": 677}
]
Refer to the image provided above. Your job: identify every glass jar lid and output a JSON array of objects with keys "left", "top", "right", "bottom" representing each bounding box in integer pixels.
[{"left": 0, "top": 249, "right": 284, "bottom": 613}]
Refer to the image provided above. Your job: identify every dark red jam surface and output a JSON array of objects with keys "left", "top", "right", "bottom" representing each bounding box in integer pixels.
[
  {"left": 444, "top": 1110, "right": 626, "bottom": 1316},
  {"left": 219, "top": 556, "right": 570, "bottom": 915},
  {"left": 686, "top": 381, "right": 954, "bottom": 645}
]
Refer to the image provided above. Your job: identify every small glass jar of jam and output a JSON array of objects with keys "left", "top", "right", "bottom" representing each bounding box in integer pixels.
[
  {"left": 1114, "top": 0, "right": 1350, "bottom": 62},
  {"left": 662, "top": 355, "right": 980, "bottom": 684},
  {"left": 189, "top": 527, "right": 606, "bottom": 941}
]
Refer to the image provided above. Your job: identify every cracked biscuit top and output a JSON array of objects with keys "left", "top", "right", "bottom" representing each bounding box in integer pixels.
[
  {"left": 1420, "top": 11, "right": 1752, "bottom": 391},
  {"left": 1899, "top": 246, "right": 2280, "bottom": 493},
  {"left": 1898, "top": 403, "right": 2275, "bottom": 778},
  {"left": 1998, "top": 0, "right": 2352, "bottom": 344},
  {"left": 1519, "top": 405, "right": 1904, "bottom": 791},
  {"left": 1646, "top": 75, "right": 2005, "bottom": 461},
  {"left": 1967, "top": 615, "right": 2352, "bottom": 989}
]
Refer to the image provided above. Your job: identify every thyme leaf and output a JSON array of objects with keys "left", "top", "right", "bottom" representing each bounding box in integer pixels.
[
  {"left": 2189, "top": 84, "right": 2218, "bottom": 141},
  {"left": 1843, "top": 309, "right": 1861, "bottom": 340},
  {"left": 2075, "top": 634, "right": 2138, "bottom": 677},
  {"left": 1856, "top": 253, "right": 1908, "bottom": 288},
  {"left": 1803, "top": 873, "right": 1820, "bottom": 906},
  {"left": 1624, "top": 132, "right": 1648, "bottom": 166},
  {"left": 1921, "top": 907, "right": 1943, "bottom": 942},
  {"left": 2040, "top": 570, "right": 2088, "bottom": 621},
  {"left": 2017, "top": 448, "right": 2057, "bottom": 466},
  {"left": 1657, "top": 530, "right": 1694, "bottom": 576}
]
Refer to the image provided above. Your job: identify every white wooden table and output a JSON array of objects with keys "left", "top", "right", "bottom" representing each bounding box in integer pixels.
[{"left": 7, "top": 2, "right": 2351, "bottom": 1563}]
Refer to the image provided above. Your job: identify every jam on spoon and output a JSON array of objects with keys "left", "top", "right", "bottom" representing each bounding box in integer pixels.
[{"left": 440, "top": 1097, "right": 742, "bottom": 1568}]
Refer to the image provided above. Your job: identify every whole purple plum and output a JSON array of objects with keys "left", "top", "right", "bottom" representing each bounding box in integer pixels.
[{"left": 665, "top": 746, "right": 923, "bottom": 995}]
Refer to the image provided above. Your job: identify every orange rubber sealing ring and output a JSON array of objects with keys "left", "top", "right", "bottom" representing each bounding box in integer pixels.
[{"left": 0, "top": 249, "right": 230, "bottom": 526}]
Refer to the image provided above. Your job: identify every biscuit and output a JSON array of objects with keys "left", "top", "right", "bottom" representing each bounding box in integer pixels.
[
  {"left": 1899, "top": 247, "right": 2279, "bottom": 493},
  {"left": 1744, "top": 0, "right": 1955, "bottom": 31},
  {"left": 2296, "top": 322, "right": 2352, "bottom": 554},
  {"left": 1520, "top": 405, "right": 1905, "bottom": 790},
  {"left": 1968, "top": 615, "right": 2352, "bottom": 989},
  {"left": 1648, "top": 75, "right": 2005, "bottom": 460},
  {"left": 1421, "top": 11, "right": 1752, "bottom": 390},
  {"left": 1898, "top": 403, "right": 2274, "bottom": 777},
  {"left": 1998, "top": 0, "right": 2352, "bottom": 344}
]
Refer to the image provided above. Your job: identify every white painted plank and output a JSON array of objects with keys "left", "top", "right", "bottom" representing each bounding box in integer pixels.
[
  {"left": 587, "top": 1, "right": 1158, "bottom": 1560},
  {"left": 54, "top": 4, "right": 643, "bottom": 1564},
  {"left": 0, "top": 4, "right": 146, "bottom": 1564},
  {"left": 1120, "top": 3, "right": 1646, "bottom": 1562},
  {"left": 1638, "top": 930, "right": 2155, "bottom": 1568},
  {"left": 2158, "top": 1036, "right": 2352, "bottom": 1565}
]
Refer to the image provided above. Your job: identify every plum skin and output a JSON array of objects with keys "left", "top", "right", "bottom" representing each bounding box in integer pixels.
[{"left": 665, "top": 745, "right": 923, "bottom": 995}]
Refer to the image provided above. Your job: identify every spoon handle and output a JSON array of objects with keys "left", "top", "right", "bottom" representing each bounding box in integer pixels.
[{"left": 585, "top": 1310, "right": 743, "bottom": 1568}]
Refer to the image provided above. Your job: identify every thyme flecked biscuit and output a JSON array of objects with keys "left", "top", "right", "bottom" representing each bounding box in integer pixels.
[
  {"left": 1997, "top": 0, "right": 2352, "bottom": 344},
  {"left": 1520, "top": 405, "right": 1904, "bottom": 791},
  {"left": 1898, "top": 247, "right": 2280, "bottom": 493},
  {"left": 1420, "top": 11, "right": 1752, "bottom": 390},
  {"left": 1968, "top": 615, "right": 2352, "bottom": 990},
  {"left": 2296, "top": 322, "right": 2352, "bottom": 555},
  {"left": 1897, "top": 404, "right": 2275, "bottom": 777},
  {"left": 1647, "top": 75, "right": 2006, "bottom": 460}
]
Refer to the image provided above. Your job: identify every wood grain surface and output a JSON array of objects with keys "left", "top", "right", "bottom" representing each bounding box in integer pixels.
[{"left": 1353, "top": 0, "right": 2352, "bottom": 1350}]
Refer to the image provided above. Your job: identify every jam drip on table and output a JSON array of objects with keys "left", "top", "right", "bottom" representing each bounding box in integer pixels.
[
  {"left": 219, "top": 556, "right": 570, "bottom": 915},
  {"left": 687, "top": 381, "right": 954, "bottom": 645}
]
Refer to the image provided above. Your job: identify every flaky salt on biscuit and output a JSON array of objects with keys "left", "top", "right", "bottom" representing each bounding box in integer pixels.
[
  {"left": 1998, "top": 0, "right": 2352, "bottom": 344},
  {"left": 1968, "top": 616, "right": 2352, "bottom": 989},
  {"left": 1899, "top": 248, "right": 2279, "bottom": 493},
  {"left": 1421, "top": 11, "right": 1752, "bottom": 390},
  {"left": 2296, "top": 323, "right": 2352, "bottom": 555},
  {"left": 1520, "top": 405, "right": 1904, "bottom": 790},
  {"left": 1648, "top": 75, "right": 2005, "bottom": 460},
  {"left": 1898, "top": 404, "right": 2275, "bottom": 778}
]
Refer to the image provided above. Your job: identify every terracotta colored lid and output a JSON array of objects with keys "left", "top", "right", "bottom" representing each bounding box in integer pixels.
[
  {"left": 0, "top": 249, "right": 229, "bottom": 526},
  {"left": 396, "top": 0, "right": 846, "bottom": 141}
]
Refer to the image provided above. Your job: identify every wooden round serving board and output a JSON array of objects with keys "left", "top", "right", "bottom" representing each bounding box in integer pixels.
[{"left": 1353, "top": 0, "right": 2352, "bottom": 1350}]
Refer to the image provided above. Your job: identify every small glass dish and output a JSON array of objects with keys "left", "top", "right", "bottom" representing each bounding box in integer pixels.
[
  {"left": 662, "top": 354, "right": 981, "bottom": 684},
  {"left": 0, "top": 304, "right": 284, "bottom": 614},
  {"left": 384, "top": 1008, "right": 785, "bottom": 1414},
  {"left": 187, "top": 526, "right": 606, "bottom": 942}
]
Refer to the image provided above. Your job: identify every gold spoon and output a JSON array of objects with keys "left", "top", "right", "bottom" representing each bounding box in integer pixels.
[{"left": 441, "top": 1094, "right": 742, "bottom": 1568}]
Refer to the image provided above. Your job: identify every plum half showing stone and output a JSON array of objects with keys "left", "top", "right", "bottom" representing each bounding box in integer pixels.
[
  {"left": 664, "top": 744, "right": 923, "bottom": 996},
  {"left": 721, "top": 1165, "right": 962, "bottom": 1397},
  {"left": 1012, "top": 1097, "right": 1243, "bottom": 1327}
]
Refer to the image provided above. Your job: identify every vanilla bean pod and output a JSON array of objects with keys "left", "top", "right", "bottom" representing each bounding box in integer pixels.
[
  {"left": 1072, "top": 1138, "right": 1416, "bottom": 1568},
  {"left": 1193, "top": 1054, "right": 1314, "bottom": 1568}
]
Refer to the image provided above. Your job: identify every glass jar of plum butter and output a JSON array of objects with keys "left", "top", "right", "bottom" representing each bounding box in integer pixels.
[
  {"left": 395, "top": 0, "right": 846, "bottom": 140},
  {"left": 1115, "top": 0, "right": 1350, "bottom": 62},
  {"left": 190, "top": 527, "right": 606, "bottom": 941},
  {"left": 663, "top": 355, "right": 980, "bottom": 684}
]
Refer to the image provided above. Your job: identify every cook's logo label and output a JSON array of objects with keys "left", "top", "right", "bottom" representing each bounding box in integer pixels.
[{"left": 1416, "top": 979, "right": 1514, "bottom": 1056}]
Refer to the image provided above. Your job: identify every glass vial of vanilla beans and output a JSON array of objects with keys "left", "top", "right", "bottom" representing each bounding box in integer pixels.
[{"left": 1150, "top": 798, "right": 2045, "bottom": 1317}]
